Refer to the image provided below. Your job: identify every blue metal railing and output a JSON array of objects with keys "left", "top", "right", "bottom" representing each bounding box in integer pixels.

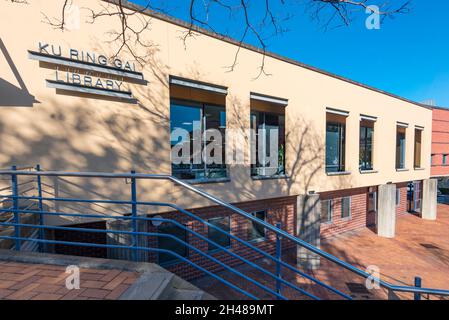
[{"left": 0, "top": 167, "right": 449, "bottom": 300}]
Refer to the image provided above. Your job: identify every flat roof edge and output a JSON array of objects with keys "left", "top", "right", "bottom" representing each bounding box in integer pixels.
[{"left": 102, "top": 0, "right": 431, "bottom": 111}]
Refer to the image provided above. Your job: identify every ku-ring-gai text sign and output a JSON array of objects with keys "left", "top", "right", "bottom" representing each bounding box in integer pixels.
[{"left": 28, "top": 42, "right": 146, "bottom": 102}]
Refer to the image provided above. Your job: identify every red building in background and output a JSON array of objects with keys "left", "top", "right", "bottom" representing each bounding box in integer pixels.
[{"left": 431, "top": 106, "right": 449, "bottom": 179}]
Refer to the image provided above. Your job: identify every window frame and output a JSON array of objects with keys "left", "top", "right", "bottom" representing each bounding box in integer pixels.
[
  {"left": 170, "top": 98, "right": 228, "bottom": 181},
  {"left": 443, "top": 154, "right": 448, "bottom": 166},
  {"left": 368, "top": 191, "right": 377, "bottom": 213},
  {"left": 414, "top": 129, "right": 422, "bottom": 168},
  {"left": 157, "top": 222, "right": 189, "bottom": 267},
  {"left": 248, "top": 210, "right": 267, "bottom": 242},
  {"left": 250, "top": 110, "right": 286, "bottom": 178},
  {"left": 340, "top": 197, "right": 351, "bottom": 219},
  {"left": 326, "top": 120, "right": 347, "bottom": 173},
  {"left": 320, "top": 199, "right": 333, "bottom": 224},
  {"left": 396, "top": 126, "right": 407, "bottom": 170},
  {"left": 359, "top": 121, "right": 375, "bottom": 171},
  {"left": 207, "top": 216, "right": 231, "bottom": 253}
]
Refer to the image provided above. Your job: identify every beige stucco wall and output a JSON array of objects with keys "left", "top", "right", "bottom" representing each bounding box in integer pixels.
[{"left": 0, "top": 0, "right": 432, "bottom": 213}]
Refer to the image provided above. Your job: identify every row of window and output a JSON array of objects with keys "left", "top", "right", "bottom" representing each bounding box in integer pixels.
[
  {"left": 170, "top": 99, "right": 285, "bottom": 180},
  {"left": 320, "top": 190, "right": 402, "bottom": 224},
  {"left": 326, "top": 111, "right": 424, "bottom": 174},
  {"left": 157, "top": 211, "right": 267, "bottom": 266},
  {"left": 431, "top": 154, "right": 449, "bottom": 166},
  {"left": 170, "top": 87, "right": 424, "bottom": 180}
]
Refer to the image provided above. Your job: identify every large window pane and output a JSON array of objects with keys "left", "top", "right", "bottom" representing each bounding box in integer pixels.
[
  {"left": 320, "top": 200, "right": 332, "bottom": 223},
  {"left": 396, "top": 127, "right": 406, "bottom": 169},
  {"left": 170, "top": 99, "right": 227, "bottom": 180},
  {"left": 414, "top": 129, "right": 422, "bottom": 168},
  {"left": 251, "top": 111, "right": 285, "bottom": 177},
  {"left": 341, "top": 197, "right": 351, "bottom": 218},
  {"left": 248, "top": 211, "right": 266, "bottom": 241},
  {"left": 360, "top": 123, "right": 374, "bottom": 171},
  {"left": 208, "top": 217, "right": 231, "bottom": 252},
  {"left": 326, "top": 122, "right": 346, "bottom": 173},
  {"left": 158, "top": 223, "right": 188, "bottom": 266}
]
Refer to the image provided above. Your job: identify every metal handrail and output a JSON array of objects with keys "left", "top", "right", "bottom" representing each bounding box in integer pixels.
[{"left": 1, "top": 169, "right": 449, "bottom": 298}]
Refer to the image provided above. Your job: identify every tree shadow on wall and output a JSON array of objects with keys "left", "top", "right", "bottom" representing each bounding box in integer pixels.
[{"left": 0, "top": 38, "right": 39, "bottom": 107}]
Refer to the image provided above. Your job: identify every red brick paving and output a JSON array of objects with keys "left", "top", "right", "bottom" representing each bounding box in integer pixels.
[
  {"left": 193, "top": 205, "right": 449, "bottom": 300},
  {"left": 0, "top": 261, "right": 139, "bottom": 300}
]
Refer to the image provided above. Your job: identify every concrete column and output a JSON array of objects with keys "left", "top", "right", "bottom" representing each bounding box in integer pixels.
[
  {"left": 106, "top": 218, "right": 149, "bottom": 262},
  {"left": 377, "top": 184, "right": 396, "bottom": 238},
  {"left": 296, "top": 194, "right": 321, "bottom": 270},
  {"left": 421, "top": 179, "right": 437, "bottom": 220}
]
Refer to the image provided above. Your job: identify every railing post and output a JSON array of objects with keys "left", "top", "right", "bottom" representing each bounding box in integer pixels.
[
  {"left": 130, "top": 170, "right": 139, "bottom": 262},
  {"left": 276, "top": 223, "right": 282, "bottom": 298},
  {"left": 414, "top": 276, "right": 422, "bottom": 300},
  {"left": 36, "top": 164, "right": 45, "bottom": 252},
  {"left": 11, "top": 165, "right": 21, "bottom": 251}
]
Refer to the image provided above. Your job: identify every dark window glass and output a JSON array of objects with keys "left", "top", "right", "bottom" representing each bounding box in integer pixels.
[
  {"left": 170, "top": 100, "right": 227, "bottom": 180},
  {"left": 251, "top": 111, "right": 285, "bottom": 177},
  {"left": 360, "top": 124, "right": 374, "bottom": 170},
  {"left": 157, "top": 223, "right": 188, "bottom": 265},
  {"left": 248, "top": 211, "right": 266, "bottom": 241},
  {"left": 368, "top": 192, "right": 377, "bottom": 212},
  {"left": 396, "top": 127, "right": 406, "bottom": 169},
  {"left": 341, "top": 197, "right": 351, "bottom": 218},
  {"left": 431, "top": 154, "right": 436, "bottom": 166},
  {"left": 414, "top": 129, "right": 422, "bottom": 168},
  {"left": 208, "top": 217, "right": 231, "bottom": 252},
  {"left": 326, "top": 122, "right": 346, "bottom": 173},
  {"left": 320, "top": 200, "right": 332, "bottom": 223},
  {"left": 443, "top": 154, "right": 448, "bottom": 166}
]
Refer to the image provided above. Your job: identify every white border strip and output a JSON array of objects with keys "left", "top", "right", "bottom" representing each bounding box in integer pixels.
[
  {"left": 29, "top": 51, "right": 144, "bottom": 81},
  {"left": 250, "top": 93, "right": 288, "bottom": 106},
  {"left": 170, "top": 77, "right": 227, "bottom": 95},
  {"left": 326, "top": 107, "right": 349, "bottom": 117},
  {"left": 397, "top": 121, "right": 409, "bottom": 128},
  {"left": 360, "top": 114, "right": 377, "bottom": 122},
  {"left": 46, "top": 80, "right": 134, "bottom": 100}
]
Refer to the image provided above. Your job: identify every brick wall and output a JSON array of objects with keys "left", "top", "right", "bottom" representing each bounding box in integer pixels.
[
  {"left": 432, "top": 108, "right": 449, "bottom": 177},
  {"left": 149, "top": 196, "right": 298, "bottom": 280},
  {"left": 396, "top": 182, "right": 409, "bottom": 217},
  {"left": 47, "top": 196, "right": 296, "bottom": 281},
  {"left": 52, "top": 221, "right": 107, "bottom": 258},
  {"left": 320, "top": 187, "right": 373, "bottom": 239}
]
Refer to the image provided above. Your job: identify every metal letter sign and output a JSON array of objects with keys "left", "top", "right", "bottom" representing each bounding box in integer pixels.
[{"left": 29, "top": 42, "right": 147, "bottom": 103}]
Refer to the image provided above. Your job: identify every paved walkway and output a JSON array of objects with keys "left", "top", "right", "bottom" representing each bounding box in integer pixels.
[
  {"left": 194, "top": 205, "right": 449, "bottom": 300},
  {"left": 0, "top": 261, "right": 139, "bottom": 300}
]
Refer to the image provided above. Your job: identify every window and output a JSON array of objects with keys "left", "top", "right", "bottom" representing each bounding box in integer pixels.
[
  {"left": 208, "top": 217, "right": 231, "bottom": 252},
  {"left": 248, "top": 211, "right": 267, "bottom": 241},
  {"left": 341, "top": 197, "right": 351, "bottom": 218},
  {"left": 414, "top": 129, "right": 422, "bottom": 168},
  {"left": 396, "top": 189, "right": 400, "bottom": 207},
  {"left": 396, "top": 126, "right": 406, "bottom": 169},
  {"left": 326, "top": 116, "right": 346, "bottom": 173},
  {"left": 170, "top": 100, "right": 227, "bottom": 180},
  {"left": 431, "top": 154, "right": 436, "bottom": 166},
  {"left": 158, "top": 223, "right": 188, "bottom": 266},
  {"left": 251, "top": 111, "right": 285, "bottom": 177},
  {"left": 444, "top": 154, "right": 448, "bottom": 166},
  {"left": 360, "top": 121, "right": 374, "bottom": 171},
  {"left": 368, "top": 191, "right": 377, "bottom": 212},
  {"left": 320, "top": 200, "right": 333, "bottom": 223}
]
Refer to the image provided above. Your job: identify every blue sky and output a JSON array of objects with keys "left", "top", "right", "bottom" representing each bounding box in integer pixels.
[{"left": 133, "top": 0, "right": 449, "bottom": 107}]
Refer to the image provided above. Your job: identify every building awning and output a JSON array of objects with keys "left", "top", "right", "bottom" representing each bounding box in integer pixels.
[
  {"left": 169, "top": 76, "right": 227, "bottom": 95},
  {"left": 250, "top": 92, "right": 288, "bottom": 106}
]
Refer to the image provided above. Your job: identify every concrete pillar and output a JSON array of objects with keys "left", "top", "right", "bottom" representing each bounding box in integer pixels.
[
  {"left": 106, "top": 218, "right": 149, "bottom": 262},
  {"left": 296, "top": 194, "right": 321, "bottom": 270},
  {"left": 421, "top": 179, "right": 437, "bottom": 220},
  {"left": 377, "top": 184, "right": 396, "bottom": 238}
]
